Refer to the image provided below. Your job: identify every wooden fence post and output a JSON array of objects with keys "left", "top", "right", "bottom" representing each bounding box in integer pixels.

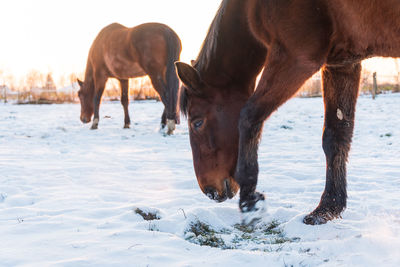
[{"left": 372, "top": 72, "right": 377, "bottom": 100}]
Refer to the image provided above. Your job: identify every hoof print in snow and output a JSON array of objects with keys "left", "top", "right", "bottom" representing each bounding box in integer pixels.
[
  {"left": 280, "top": 125, "right": 293, "bottom": 130},
  {"left": 134, "top": 208, "right": 161, "bottom": 221},
  {"left": 56, "top": 126, "right": 67, "bottom": 132},
  {"left": 0, "top": 193, "right": 7, "bottom": 202}
]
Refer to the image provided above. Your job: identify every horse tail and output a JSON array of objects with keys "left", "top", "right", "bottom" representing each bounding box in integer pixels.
[{"left": 164, "top": 27, "right": 182, "bottom": 126}]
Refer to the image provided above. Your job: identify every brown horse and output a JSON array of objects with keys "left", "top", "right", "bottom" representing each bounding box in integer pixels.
[
  {"left": 78, "top": 22, "right": 181, "bottom": 134},
  {"left": 175, "top": 0, "right": 400, "bottom": 225}
]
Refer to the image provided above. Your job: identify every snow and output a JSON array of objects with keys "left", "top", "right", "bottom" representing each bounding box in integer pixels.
[{"left": 0, "top": 94, "right": 399, "bottom": 266}]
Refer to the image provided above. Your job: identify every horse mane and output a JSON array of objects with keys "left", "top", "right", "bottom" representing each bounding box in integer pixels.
[
  {"left": 193, "top": 0, "right": 229, "bottom": 71},
  {"left": 180, "top": 0, "right": 229, "bottom": 117}
]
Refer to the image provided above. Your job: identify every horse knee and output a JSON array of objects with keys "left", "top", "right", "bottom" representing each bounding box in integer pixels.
[
  {"left": 239, "top": 105, "right": 264, "bottom": 141},
  {"left": 322, "top": 120, "right": 354, "bottom": 158}
]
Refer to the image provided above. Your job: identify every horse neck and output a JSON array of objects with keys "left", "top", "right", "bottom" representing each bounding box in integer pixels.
[
  {"left": 195, "top": 0, "right": 267, "bottom": 94},
  {"left": 83, "top": 60, "right": 95, "bottom": 94}
]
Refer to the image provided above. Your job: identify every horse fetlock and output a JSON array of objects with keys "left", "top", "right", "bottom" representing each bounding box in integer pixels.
[
  {"left": 239, "top": 191, "right": 265, "bottom": 213},
  {"left": 166, "top": 119, "right": 176, "bottom": 135},
  {"left": 303, "top": 206, "right": 344, "bottom": 225},
  {"left": 240, "top": 192, "right": 267, "bottom": 226},
  {"left": 91, "top": 118, "right": 99, "bottom": 130}
]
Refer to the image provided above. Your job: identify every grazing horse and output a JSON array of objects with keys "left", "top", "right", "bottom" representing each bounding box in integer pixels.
[
  {"left": 78, "top": 22, "right": 182, "bottom": 134},
  {"left": 175, "top": 0, "right": 400, "bottom": 224}
]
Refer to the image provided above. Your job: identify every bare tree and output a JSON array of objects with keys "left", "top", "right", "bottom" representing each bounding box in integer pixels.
[
  {"left": 4, "top": 74, "right": 16, "bottom": 91},
  {"left": 69, "top": 73, "right": 77, "bottom": 85},
  {"left": 26, "top": 69, "right": 44, "bottom": 90},
  {"left": 360, "top": 69, "right": 372, "bottom": 94},
  {"left": 44, "top": 72, "right": 56, "bottom": 90},
  {"left": 58, "top": 75, "right": 66, "bottom": 89}
]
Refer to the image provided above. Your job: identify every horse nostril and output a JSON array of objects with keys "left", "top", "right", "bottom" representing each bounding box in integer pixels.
[
  {"left": 224, "top": 179, "right": 234, "bottom": 199},
  {"left": 204, "top": 186, "right": 227, "bottom": 202},
  {"left": 204, "top": 187, "right": 218, "bottom": 200},
  {"left": 81, "top": 117, "right": 89, "bottom": 123}
]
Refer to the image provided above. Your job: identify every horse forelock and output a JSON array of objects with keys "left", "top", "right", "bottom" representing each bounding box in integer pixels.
[
  {"left": 194, "top": 0, "right": 229, "bottom": 71},
  {"left": 179, "top": 86, "right": 189, "bottom": 117}
]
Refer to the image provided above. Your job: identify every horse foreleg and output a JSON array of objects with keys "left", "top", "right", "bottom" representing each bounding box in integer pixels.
[
  {"left": 236, "top": 45, "right": 321, "bottom": 213},
  {"left": 91, "top": 75, "right": 107, "bottom": 130},
  {"left": 119, "top": 79, "right": 131, "bottom": 128},
  {"left": 304, "top": 63, "right": 361, "bottom": 225}
]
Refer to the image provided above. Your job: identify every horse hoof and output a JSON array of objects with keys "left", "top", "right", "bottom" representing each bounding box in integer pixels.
[
  {"left": 166, "top": 119, "right": 176, "bottom": 135},
  {"left": 303, "top": 210, "right": 341, "bottom": 225},
  {"left": 239, "top": 191, "right": 265, "bottom": 212},
  {"left": 90, "top": 125, "right": 98, "bottom": 130},
  {"left": 123, "top": 124, "right": 130, "bottom": 129},
  {"left": 240, "top": 192, "right": 267, "bottom": 226}
]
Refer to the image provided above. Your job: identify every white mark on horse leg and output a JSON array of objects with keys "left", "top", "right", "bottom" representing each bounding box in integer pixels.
[
  {"left": 336, "top": 108, "right": 343, "bottom": 120},
  {"left": 166, "top": 119, "right": 175, "bottom": 135},
  {"left": 91, "top": 118, "right": 99, "bottom": 129}
]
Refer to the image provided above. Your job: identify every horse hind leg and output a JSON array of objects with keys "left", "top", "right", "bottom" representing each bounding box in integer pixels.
[
  {"left": 119, "top": 79, "right": 131, "bottom": 128},
  {"left": 148, "top": 73, "right": 175, "bottom": 134},
  {"left": 304, "top": 63, "right": 361, "bottom": 225}
]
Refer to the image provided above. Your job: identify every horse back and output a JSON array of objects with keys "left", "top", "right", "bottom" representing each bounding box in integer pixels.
[
  {"left": 87, "top": 22, "right": 180, "bottom": 80},
  {"left": 326, "top": 0, "right": 400, "bottom": 58},
  {"left": 248, "top": 0, "right": 400, "bottom": 62}
]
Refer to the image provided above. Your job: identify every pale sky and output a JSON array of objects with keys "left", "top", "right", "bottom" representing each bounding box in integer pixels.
[
  {"left": 0, "top": 0, "right": 221, "bottom": 82},
  {"left": 0, "top": 0, "right": 398, "bottom": 85}
]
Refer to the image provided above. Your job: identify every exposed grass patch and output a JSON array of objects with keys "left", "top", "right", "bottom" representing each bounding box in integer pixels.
[
  {"left": 380, "top": 132, "right": 393, "bottom": 138},
  {"left": 134, "top": 208, "right": 161, "bottom": 221},
  {"left": 184, "top": 219, "right": 300, "bottom": 251},
  {"left": 185, "top": 220, "right": 227, "bottom": 248}
]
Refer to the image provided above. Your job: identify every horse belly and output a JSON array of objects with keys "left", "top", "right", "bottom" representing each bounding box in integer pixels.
[
  {"left": 105, "top": 54, "right": 146, "bottom": 79},
  {"left": 115, "top": 62, "right": 147, "bottom": 79},
  {"left": 327, "top": 0, "right": 400, "bottom": 58}
]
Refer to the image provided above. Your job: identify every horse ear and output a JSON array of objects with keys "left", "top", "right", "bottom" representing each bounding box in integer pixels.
[
  {"left": 77, "top": 79, "right": 84, "bottom": 87},
  {"left": 175, "top": 62, "right": 202, "bottom": 92}
]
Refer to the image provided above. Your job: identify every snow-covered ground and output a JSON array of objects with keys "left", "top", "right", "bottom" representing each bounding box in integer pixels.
[{"left": 0, "top": 94, "right": 399, "bottom": 267}]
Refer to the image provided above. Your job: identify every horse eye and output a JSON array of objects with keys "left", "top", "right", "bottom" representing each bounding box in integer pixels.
[{"left": 193, "top": 119, "right": 204, "bottom": 130}]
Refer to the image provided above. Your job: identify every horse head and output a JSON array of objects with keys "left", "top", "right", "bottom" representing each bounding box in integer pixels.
[
  {"left": 77, "top": 79, "right": 94, "bottom": 124},
  {"left": 176, "top": 62, "right": 252, "bottom": 202}
]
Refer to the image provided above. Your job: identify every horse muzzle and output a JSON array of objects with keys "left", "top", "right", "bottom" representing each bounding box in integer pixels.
[
  {"left": 203, "top": 178, "right": 238, "bottom": 202},
  {"left": 80, "top": 116, "right": 91, "bottom": 124}
]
